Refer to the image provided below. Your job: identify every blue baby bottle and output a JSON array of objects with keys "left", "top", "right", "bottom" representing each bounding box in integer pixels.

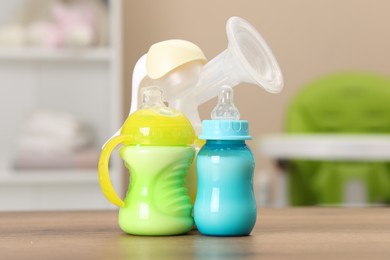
[{"left": 194, "top": 85, "right": 257, "bottom": 236}]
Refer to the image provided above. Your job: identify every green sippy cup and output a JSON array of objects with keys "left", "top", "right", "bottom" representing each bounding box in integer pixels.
[{"left": 98, "top": 86, "right": 196, "bottom": 236}]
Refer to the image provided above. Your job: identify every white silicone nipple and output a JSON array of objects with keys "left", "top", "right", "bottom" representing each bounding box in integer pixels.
[{"left": 211, "top": 85, "right": 240, "bottom": 120}]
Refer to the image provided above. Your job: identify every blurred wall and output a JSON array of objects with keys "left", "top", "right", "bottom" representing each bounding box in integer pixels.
[{"left": 122, "top": 0, "right": 390, "bottom": 171}]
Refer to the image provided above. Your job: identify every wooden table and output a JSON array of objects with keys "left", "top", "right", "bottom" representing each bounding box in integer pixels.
[{"left": 1, "top": 208, "right": 389, "bottom": 259}]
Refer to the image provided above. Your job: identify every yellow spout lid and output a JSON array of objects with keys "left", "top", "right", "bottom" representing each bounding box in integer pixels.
[
  {"left": 121, "top": 86, "right": 195, "bottom": 145},
  {"left": 120, "top": 108, "right": 195, "bottom": 146}
]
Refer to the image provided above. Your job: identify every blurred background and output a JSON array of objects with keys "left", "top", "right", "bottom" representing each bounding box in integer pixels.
[{"left": 1, "top": 0, "right": 390, "bottom": 211}]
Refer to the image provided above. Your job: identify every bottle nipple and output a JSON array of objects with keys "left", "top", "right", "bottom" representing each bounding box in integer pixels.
[{"left": 211, "top": 85, "right": 240, "bottom": 120}]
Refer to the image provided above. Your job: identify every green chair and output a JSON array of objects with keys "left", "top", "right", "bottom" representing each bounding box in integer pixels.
[{"left": 286, "top": 72, "right": 390, "bottom": 205}]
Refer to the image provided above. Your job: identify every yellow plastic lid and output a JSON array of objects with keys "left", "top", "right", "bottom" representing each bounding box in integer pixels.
[
  {"left": 120, "top": 108, "right": 195, "bottom": 146},
  {"left": 121, "top": 86, "right": 195, "bottom": 145}
]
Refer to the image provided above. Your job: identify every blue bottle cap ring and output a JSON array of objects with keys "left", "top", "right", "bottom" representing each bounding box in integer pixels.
[{"left": 199, "top": 120, "right": 252, "bottom": 140}]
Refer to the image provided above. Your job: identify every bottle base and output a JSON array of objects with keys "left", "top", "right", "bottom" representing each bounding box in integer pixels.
[
  {"left": 198, "top": 231, "right": 252, "bottom": 237},
  {"left": 119, "top": 211, "right": 194, "bottom": 236}
]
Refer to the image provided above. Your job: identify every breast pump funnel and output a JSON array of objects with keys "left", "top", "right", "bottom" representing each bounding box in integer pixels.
[{"left": 194, "top": 16, "right": 284, "bottom": 106}]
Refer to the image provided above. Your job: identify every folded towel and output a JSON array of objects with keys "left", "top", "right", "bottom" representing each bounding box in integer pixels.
[
  {"left": 13, "top": 148, "right": 98, "bottom": 170},
  {"left": 17, "top": 109, "right": 94, "bottom": 153},
  {"left": 18, "top": 132, "right": 91, "bottom": 153},
  {"left": 24, "top": 110, "right": 85, "bottom": 139}
]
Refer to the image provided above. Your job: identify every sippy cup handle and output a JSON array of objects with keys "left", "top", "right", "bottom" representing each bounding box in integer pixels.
[{"left": 98, "top": 134, "right": 132, "bottom": 207}]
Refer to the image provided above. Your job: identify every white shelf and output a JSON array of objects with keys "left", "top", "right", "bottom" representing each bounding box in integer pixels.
[
  {"left": 0, "top": 169, "right": 98, "bottom": 185},
  {"left": 0, "top": 47, "right": 111, "bottom": 61},
  {"left": 0, "top": 167, "right": 119, "bottom": 211},
  {"left": 0, "top": 0, "right": 124, "bottom": 211}
]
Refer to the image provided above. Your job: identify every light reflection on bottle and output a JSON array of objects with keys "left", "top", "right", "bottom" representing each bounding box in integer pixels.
[{"left": 210, "top": 188, "right": 220, "bottom": 213}]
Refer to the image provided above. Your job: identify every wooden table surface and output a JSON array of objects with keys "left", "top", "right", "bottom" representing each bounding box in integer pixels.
[{"left": 1, "top": 208, "right": 389, "bottom": 259}]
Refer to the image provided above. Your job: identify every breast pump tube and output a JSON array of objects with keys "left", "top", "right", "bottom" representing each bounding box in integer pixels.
[{"left": 98, "top": 86, "right": 196, "bottom": 236}]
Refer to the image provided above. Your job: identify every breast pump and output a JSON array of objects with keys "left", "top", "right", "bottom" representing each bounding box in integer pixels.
[{"left": 129, "top": 16, "right": 284, "bottom": 133}]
